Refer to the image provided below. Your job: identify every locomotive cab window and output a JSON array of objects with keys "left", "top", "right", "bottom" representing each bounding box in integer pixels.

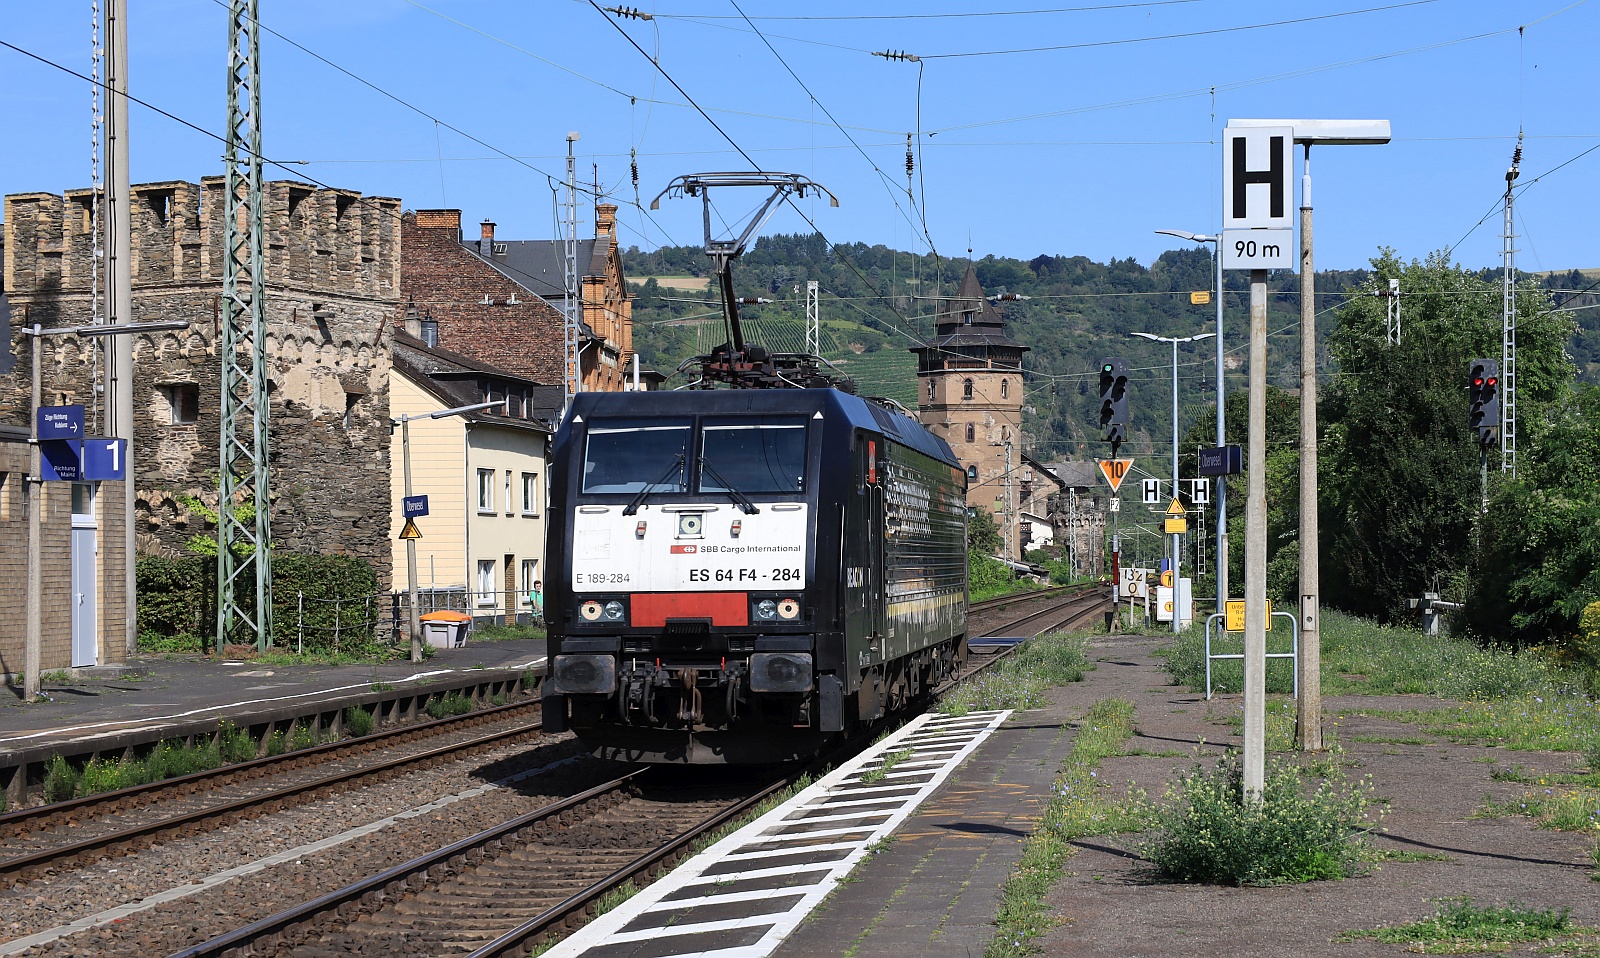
[
  {"left": 583, "top": 419, "right": 691, "bottom": 494},
  {"left": 700, "top": 418, "right": 806, "bottom": 494}
]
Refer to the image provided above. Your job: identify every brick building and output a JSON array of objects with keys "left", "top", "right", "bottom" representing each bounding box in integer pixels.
[
  {"left": 911, "top": 266, "right": 1030, "bottom": 560},
  {"left": 400, "top": 204, "right": 634, "bottom": 393},
  {"left": 1, "top": 178, "right": 401, "bottom": 672}
]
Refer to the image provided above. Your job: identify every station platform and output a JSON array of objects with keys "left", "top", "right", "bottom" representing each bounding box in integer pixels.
[{"left": 0, "top": 637, "right": 547, "bottom": 801}]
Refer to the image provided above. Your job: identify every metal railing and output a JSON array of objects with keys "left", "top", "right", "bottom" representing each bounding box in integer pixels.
[{"left": 1202, "top": 610, "right": 1299, "bottom": 700}]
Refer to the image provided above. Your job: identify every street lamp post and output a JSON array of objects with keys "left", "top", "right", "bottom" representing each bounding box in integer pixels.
[
  {"left": 1131, "top": 329, "right": 1214, "bottom": 633},
  {"left": 393, "top": 399, "right": 508, "bottom": 663},
  {"left": 24, "top": 319, "right": 191, "bottom": 703},
  {"left": 1155, "top": 229, "right": 1227, "bottom": 611}
]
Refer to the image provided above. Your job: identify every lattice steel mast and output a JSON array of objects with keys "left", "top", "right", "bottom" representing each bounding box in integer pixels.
[
  {"left": 1501, "top": 135, "right": 1522, "bottom": 476},
  {"left": 563, "top": 133, "right": 581, "bottom": 407},
  {"left": 216, "top": 0, "right": 272, "bottom": 649}
]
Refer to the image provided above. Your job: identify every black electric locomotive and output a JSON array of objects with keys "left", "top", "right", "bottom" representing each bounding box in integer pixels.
[
  {"left": 542, "top": 171, "right": 969, "bottom": 763},
  {"left": 542, "top": 387, "right": 968, "bottom": 763}
]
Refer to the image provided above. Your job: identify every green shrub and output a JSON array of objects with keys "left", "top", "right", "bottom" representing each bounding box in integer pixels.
[
  {"left": 76, "top": 757, "right": 130, "bottom": 797},
  {"left": 287, "top": 721, "right": 321, "bottom": 751},
  {"left": 217, "top": 721, "right": 259, "bottom": 763},
  {"left": 1143, "top": 753, "right": 1377, "bottom": 886},
  {"left": 263, "top": 729, "right": 288, "bottom": 757},
  {"left": 344, "top": 707, "right": 375, "bottom": 737},
  {"left": 43, "top": 755, "right": 80, "bottom": 802},
  {"left": 425, "top": 693, "right": 475, "bottom": 719}
]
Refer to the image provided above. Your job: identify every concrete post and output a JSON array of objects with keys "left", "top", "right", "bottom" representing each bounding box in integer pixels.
[
  {"left": 1243, "top": 270, "right": 1269, "bottom": 801},
  {"left": 1296, "top": 145, "right": 1323, "bottom": 751}
]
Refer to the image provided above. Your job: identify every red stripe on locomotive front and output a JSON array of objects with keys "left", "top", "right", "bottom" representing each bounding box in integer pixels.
[{"left": 630, "top": 592, "right": 750, "bottom": 627}]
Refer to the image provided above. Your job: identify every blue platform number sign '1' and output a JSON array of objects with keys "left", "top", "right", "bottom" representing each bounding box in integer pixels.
[
  {"left": 37, "top": 404, "right": 85, "bottom": 440},
  {"left": 403, "top": 494, "right": 429, "bottom": 518},
  {"left": 82, "top": 438, "right": 127, "bottom": 481}
]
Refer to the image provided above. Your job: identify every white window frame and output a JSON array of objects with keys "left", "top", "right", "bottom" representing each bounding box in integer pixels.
[
  {"left": 477, "top": 468, "right": 495, "bottom": 514},
  {"left": 521, "top": 472, "right": 539, "bottom": 516},
  {"left": 476, "top": 559, "right": 496, "bottom": 607},
  {"left": 505, "top": 469, "right": 513, "bottom": 517},
  {"left": 520, "top": 559, "right": 538, "bottom": 606}
]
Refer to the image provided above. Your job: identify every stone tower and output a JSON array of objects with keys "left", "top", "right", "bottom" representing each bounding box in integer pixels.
[{"left": 911, "top": 265, "right": 1029, "bottom": 560}]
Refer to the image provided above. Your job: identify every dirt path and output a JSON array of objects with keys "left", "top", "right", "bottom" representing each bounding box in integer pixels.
[{"left": 1038, "top": 633, "right": 1598, "bottom": 957}]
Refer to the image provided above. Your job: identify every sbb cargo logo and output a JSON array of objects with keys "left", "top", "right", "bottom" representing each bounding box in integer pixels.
[{"left": 670, "top": 545, "right": 697, "bottom": 554}]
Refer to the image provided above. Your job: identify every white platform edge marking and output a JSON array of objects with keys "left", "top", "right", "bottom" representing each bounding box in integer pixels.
[
  {"left": 0, "top": 756, "right": 578, "bottom": 955},
  {"left": 539, "top": 708, "right": 1012, "bottom": 957}
]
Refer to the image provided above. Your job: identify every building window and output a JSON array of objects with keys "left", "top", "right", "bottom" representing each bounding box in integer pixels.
[
  {"left": 159, "top": 383, "right": 199, "bottom": 425},
  {"left": 72, "top": 482, "right": 94, "bottom": 519},
  {"left": 477, "top": 468, "right": 495, "bottom": 513},
  {"left": 505, "top": 470, "right": 514, "bottom": 517},
  {"left": 521, "top": 472, "right": 538, "bottom": 515},
  {"left": 0, "top": 472, "right": 8, "bottom": 520},
  {"left": 965, "top": 423, "right": 975, "bottom": 443},
  {"left": 926, "top": 380, "right": 935, "bottom": 402},
  {"left": 966, "top": 464, "right": 978, "bottom": 481},
  {"left": 343, "top": 392, "right": 359, "bottom": 429},
  {"left": 520, "top": 559, "right": 538, "bottom": 606},
  {"left": 476, "top": 559, "right": 496, "bottom": 607},
  {"left": 962, "top": 378, "right": 974, "bottom": 400},
  {"left": 1001, "top": 379, "right": 1009, "bottom": 399},
  {"left": 1002, "top": 425, "right": 1010, "bottom": 441}
]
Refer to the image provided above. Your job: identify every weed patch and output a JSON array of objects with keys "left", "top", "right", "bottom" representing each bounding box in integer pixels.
[
  {"left": 1337, "top": 898, "right": 1584, "bottom": 953},
  {"left": 944, "top": 631, "right": 1091, "bottom": 716},
  {"left": 344, "top": 707, "right": 375, "bottom": 737},
  {"left": 425, "top": 693, "right": 476, "bottom": 719},
  {"left": 1142, "top": 752, "right": 1377, "bottom": 886},
  {"left": 861, "top": 748, "right": 914, "bottom": 785}
]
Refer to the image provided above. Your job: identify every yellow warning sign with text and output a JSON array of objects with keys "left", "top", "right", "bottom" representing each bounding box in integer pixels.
[
  {"left": 1224, "top": 599, "right": 1272, "bottom": 632},
  {"left": 1164, "top": 517, "right": 1187, "bottom": 534},
  {"left": 1190, "top": 290, "right": 1212, "bottom": 305}
]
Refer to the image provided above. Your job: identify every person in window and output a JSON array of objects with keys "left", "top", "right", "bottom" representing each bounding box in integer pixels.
[{"left": 530, "top": 580, "right": 544, "bottom": 626}]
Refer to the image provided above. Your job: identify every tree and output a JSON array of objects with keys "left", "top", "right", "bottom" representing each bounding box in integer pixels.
[
  {"left": 1467, "top": 384, "right": 1600, "bottom": 648},
  {"left": 1320, "top": 249, "right": 1571, "bottom": 622},
  {"left": 967, "top": 508, "right": 1002, "bottom": 554}
]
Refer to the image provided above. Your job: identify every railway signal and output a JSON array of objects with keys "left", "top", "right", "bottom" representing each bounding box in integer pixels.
[
  {"left": 1098, "top": 357, "right": 1130, "bottom": 446},
  {"left": 1469, "top": 358, "right": 1500, "bottom": 447}
]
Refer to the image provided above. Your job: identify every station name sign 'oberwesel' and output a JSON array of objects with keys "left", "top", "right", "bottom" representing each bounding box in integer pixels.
[{"left": 1222, "top": 124, "right": 1293, "bottom": 270}]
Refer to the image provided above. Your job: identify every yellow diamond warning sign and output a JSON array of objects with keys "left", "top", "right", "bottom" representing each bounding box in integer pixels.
[
  {"left": 1098, "top": 458, "right": 1133, "bottom": 493},
  {"left": 399, "top": 518, "right": 422, "bottom": 540}
]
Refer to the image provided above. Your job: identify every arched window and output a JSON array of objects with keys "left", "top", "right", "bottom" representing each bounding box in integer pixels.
[
  {"left": 966, "top": 464, "right": 978, "bottom": 481},
  {"left": 962, "top": 378, "right": 974, "bottom": 400},
  {"left": 1002, "top": 425, "right": 1010, "bottom": 441},
  {"left": 965, "top": 423, "right": 975, "bottom": 443},
  {"left": 926, "top": 379, "right": 935, "bottom": 402},
  {"left": 1001, "top": 379, "right": 1009, "bottom": 399}
]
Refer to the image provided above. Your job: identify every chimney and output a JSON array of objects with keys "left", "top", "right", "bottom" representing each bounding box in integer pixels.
[
  {"left": 480, "top": 219, "right": 496, "bottom": 258},
  {"left": 403, "top": 298, "right": 422, "bottom": 339},
  {"left": 595, "top": 203, "right": 617, "bottom": 237},
  {"left": 415, "top": 209, "right": 462, "bottom": 241}
]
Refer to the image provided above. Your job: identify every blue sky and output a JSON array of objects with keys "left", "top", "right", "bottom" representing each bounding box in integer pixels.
[{"left": 2, "top": 0, "right": 1595, "bottom": 271}]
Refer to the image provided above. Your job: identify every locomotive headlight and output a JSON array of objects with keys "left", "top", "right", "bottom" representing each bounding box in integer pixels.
[
  {"left": 602, "top": 600, "right": 625, "bottom": 621},
  {"left": 777, "top": 597, "right": 801, "bottom": 620},
  {"left": 755, "top": 598, "right": 778, "bottom": 620},
  {"left": 678, "top": 513, "right": 703, "bottom": 537},
  {"left": 579, "top": 599, "right": 604, "bottom": 621}
]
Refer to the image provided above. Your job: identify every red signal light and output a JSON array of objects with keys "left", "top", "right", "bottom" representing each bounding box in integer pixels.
[
  {"left": 1486, "top": 377, "right": 1498, "bottom": 386},
  {"left": 1473, "top": 378, "right": 1484, "bottom": 387}
]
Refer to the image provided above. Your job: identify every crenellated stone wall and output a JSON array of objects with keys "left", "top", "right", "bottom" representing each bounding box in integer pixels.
[{"left": 2, "top": 178, "right": 402, "bottom": 584}]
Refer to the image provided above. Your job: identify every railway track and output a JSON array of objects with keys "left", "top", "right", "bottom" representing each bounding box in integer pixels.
[
  {"left": 0, "top": 700, "right": 544, "bottom": 887},
  {"left": 974, "top": 581, "right": 1111, "bottom": 640},
  {"left": 166, "top": 590, "right": 1112, "bottom": 958}
]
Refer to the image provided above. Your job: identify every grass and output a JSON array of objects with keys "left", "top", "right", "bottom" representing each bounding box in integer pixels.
[
  {"left": 860, "top": 748, "right": 914, "bottom": 785},
  {"left": 986, "top": 698, "right": 1147, "bottom": 958},
  {"left": 473, "top": 622, "right": 546, "bottom": 642},
  {"left": 1221, "top": 697, "right": 1298, "bottom": 753},
  {"left": 942, "top": 631, "right": 1092, "bottom": 716},
  {"left": 1477, "top": 783, "right": 1600, "bottom": 833},
  {"left": 1337, "top": 898, "right": 1587, "bottom": 953},
  {"left": 41, "top": 721, "right": 264, "bottom": 801}
]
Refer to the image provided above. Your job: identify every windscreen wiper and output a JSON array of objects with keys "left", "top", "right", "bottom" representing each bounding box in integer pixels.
[
  {"left": 622, "top": 453, "right": 686, "bottom": 516},
  {"left": 699, "top": 458, "right": 760, "bottom": 515}
]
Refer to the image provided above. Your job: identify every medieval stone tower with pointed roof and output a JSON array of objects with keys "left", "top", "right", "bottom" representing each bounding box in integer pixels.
[{"left": 911, "top": 265, "right": 1029, "bottom": 560}]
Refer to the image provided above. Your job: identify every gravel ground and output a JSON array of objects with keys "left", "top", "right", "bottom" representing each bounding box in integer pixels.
[{"left": 1, "top": 734, "right": 634, "bottom": 956}]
